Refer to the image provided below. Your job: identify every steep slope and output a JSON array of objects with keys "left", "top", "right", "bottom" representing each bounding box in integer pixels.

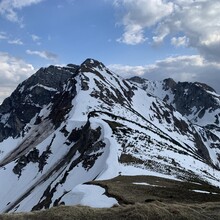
[
  {"left": 0, "top": 59, "right": 219, "bottom": 213},
  {"left": 129, "top": 76, "right": 220, "bottom": 127},
  {"left": 130, "top": 76, "right": 220, "bottom": 169}
]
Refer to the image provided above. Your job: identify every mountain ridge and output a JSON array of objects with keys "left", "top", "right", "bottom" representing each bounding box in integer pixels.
[{"left": 0, "top": 58, "right": 219, "bottom": 213}]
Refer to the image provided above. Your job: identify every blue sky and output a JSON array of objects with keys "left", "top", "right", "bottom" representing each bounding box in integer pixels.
[{"left": 0, "top": 0, "right": 220, "bottom": 103}]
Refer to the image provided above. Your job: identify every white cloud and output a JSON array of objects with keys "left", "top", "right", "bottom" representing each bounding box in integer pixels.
[
  {"left": 26, "top": 49, "right": 57, "bottom": 61},
  {"left": 0, "top": 87, "right": 13, "bottom": 104},
  {"left": 8, "top": 38, "right": 23, "bottom": 45},
  {"left": 31, "top": 34, "right": 41, "bottom": 45},
  {"left": 171, "top": 36, "right": 188, "bottom": 47},
  {"left": 164, "top": 0, "right": 220, "bottom": 62},
  {"left": 114, "top": 0, "right": 173, "bottom": 45},
  {"left": 152, "top": 26, "right": 170, "bottom": 45},
  {"left": 117, "top": 24, "right": 147, "bottom": 45},
  {"left": 0, "top": 32, "right": 24, "bottom": 45},
  {"left": 0, "top": 52, "right": 35, "bottom": 103},
  {"left": 114, "top": 0, "right": 220, "bottom": 62},
  {"left": 0, "top": 0, "right": 44, "bottom": 25},
  {"left": 0, "top": 32, "right": 7, "bottom": 40},
  {"left": 108, "top": 63, "right": 147, "bottom": 78},
  {"left": 108, "top": 55, "right": 220, "bottom": 94},
  {"left": 31, "top": 34, "right": 41, "bottom": 42}
]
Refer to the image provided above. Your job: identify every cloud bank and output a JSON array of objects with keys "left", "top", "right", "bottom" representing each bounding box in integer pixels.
[
  {"left": 108, "top": 55, "right": 220, "bottom": 94},
  {"left": 115, "top": 0, "right": 220, "bottom": 62},
  {"left": 0, "top": 52, "right": 35, "bottom": 103}
]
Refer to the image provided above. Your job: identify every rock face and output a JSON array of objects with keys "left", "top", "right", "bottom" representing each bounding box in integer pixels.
[
  {"left": 0, "top": 59, "right": 220, "bottom": 213},
  {"left": 0, "top": 65, "right": 77, "bottom": 142},
  {"left": 163, "top": 80, "right": 219, "bottom": 119}
]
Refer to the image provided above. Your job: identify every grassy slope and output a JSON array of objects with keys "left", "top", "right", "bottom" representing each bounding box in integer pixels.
[
  {"left": 1, "top": 175, "right": 220, "bottom": 220},
  {"left": 91, "top": 175, "right": 220, "bottom": 204},
  {"left": 1, "top": 202, "right": 220, "bottom": 220}
]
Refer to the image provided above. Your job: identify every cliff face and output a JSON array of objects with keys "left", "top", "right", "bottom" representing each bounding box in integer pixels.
[{"left": 0, "top": 65, "right": 77, "bottom": 142}]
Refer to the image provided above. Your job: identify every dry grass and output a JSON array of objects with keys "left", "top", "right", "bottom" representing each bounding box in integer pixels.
[
  {"left": 92, "top": 175, "right": 220, "bottom": 204},
  {"left": 1, "top": 202, "right": 220, "bottom": 220}
]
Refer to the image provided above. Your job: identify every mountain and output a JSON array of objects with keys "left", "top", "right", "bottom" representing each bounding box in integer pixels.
[
  {"left": 0, "top": 58, "right": 220, "bottom": 213},
  {"left": 129, "top": 76, "right": 220, "bottom": 126}
]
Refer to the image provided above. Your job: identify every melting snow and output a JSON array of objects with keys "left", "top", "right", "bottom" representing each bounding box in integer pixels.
[
  {"left": 68, "top": 184, "right": 118, "bottom": 208},
  {"left": 133, "top": 182, "right": 165, "bottom": 187},
  {"left": 192, "top": 189, "right": 211, "bottom": 194}
]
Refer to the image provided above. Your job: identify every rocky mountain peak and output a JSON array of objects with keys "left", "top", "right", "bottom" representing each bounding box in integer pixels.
[
  {"left": 128, "top": 76, "right": 148, "bottom": 84},
  {"left": 0, "top": 64, "right": 76, "bottom": 142},
  {"left": 80, "top": 58, "right": 106, "bottom": 71},
  {"left": 162, "top": 78, "right": 177, "bottom": 91},
  {"left": 173, "top": 81, "right": 219, "bottom": 119},
  {"left": 66, "top": 63, "right": 79, "bottom": 69}
]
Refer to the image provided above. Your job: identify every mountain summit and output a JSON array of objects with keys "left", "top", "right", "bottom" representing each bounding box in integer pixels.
[{"left": 0, "top": 59, "right": 220, "bottom": 213}]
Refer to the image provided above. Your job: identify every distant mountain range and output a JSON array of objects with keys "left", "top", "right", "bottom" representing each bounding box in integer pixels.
[{"left": 0, "top": 58, "right": 219, "bottom": 213}]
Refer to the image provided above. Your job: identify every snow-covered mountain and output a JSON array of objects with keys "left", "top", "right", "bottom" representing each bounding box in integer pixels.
[{"left": 0, "top": 58, "right": 220, "bottom": 212}]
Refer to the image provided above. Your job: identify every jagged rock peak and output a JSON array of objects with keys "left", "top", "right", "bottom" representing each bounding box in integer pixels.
[
  {"left": 0, "top": 64, "right": 77, "bottom": 142},
  {"left": 173, "top": 81, "right": 219, "bottom": 117},
  {"left": 162, "top": 78, "right": 177, "bottom": 91},
  {"left": 175, "top": 81, "right": 216, "bottom": 94},
  {"left": 128, "top": 76, "right": 148, "bottom": 84},
  {"left": 66, "top": 63, "right": 79, "bottom": 69},
  {"left": 80, "top": 58, "right": 106, "bottom": 71}
]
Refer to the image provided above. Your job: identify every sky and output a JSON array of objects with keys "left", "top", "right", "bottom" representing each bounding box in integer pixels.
[{"left": 0, "top": 0, "right": 220, "bottom": 103}]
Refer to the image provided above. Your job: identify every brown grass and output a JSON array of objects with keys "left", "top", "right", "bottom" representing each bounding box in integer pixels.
[
  {"left": 1, "top": 201, "right": 220, "bottom": 220},
  {"left": 91, "top": 175, "right": 220, "bottom": 204}
]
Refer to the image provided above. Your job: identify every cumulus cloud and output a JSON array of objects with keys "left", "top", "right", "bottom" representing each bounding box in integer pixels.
[
  {"left": 0, "top": 0, "right": 44, "bottom": 25},
  {"left": 0, "top": 52, "right": 35, "bottom": 103},
  {"left": 114, "top": 0, "right": 173, "bottom": 45},
  {"left": 108, "top": 55, "right": 220, "bottom": 94},
  {"left": 114, "top": 0, "right": 220, "bottom": 62},
  {"left": 117, "top": 24, "right": 147, "bottom": 45},
  {"left": 26, "top": 49, "right": 57, "bottom": 61},
  {"left": 166, "top": 0, "right": 220, "bottom": 62}
]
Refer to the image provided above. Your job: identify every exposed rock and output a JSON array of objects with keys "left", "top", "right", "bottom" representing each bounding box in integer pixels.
[
  {"left": 0, "top": 65, "right": 75, "bottom": 142},
  {"left": 162, "top": 78, "right": 177, "bottom": 91},
  {"left": 129, "top": 76, "right": 147, "bottom": 84},
  {"left": 173, "top": 82, "right": 219, "bottom": 117}
]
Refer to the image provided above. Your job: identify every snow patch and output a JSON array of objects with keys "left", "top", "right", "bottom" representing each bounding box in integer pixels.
[
  {"left": 69, "top": 184, "right": 118, "bottom": 208},
  {"left": 133, "top": 182, "right": 165, "bottom": 187},
  {"left": 192, "top": 189, "right": 216, "bottom": 194}
]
